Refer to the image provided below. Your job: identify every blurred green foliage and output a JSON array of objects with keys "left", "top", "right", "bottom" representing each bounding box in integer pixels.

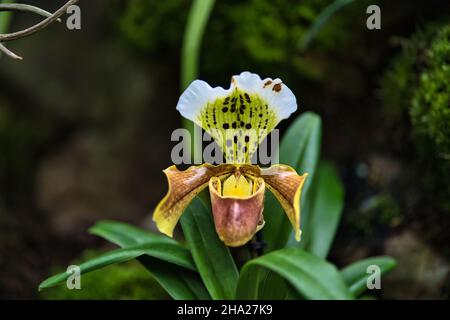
[
  {"left": 40, "top": 250, "right": 170, "bottom": 300},
  {"left": 118, "top": 0, "right": 335, "bottom": 80},
  {"left": 348, "top": 194, "right": 402, "bottom": 237},
  {"left": 119, "top": 0, "right": 190, "bottom": 54},
  {"left": 0, "top": 0, "right": 14, "bottom": 34}
]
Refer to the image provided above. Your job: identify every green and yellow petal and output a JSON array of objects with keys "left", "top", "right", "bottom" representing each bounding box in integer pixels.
[{"left": 177, "top": 72, "right": 298, "bottom": 164}]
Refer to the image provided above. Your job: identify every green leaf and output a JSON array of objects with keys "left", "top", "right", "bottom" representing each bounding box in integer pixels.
[
  {"left": 300, "top": 161, "right": 344, "bottom": 258},
  {"left": 281, "top": 112, "right": 322, "bottom": 175},
  {"left": 300, "top": 0, "right": 356, "bottom": 50},
  {"left": 89, "top": 220, "right": 177, "bottom": 247},
  {"left": 181, "top": 0, "right": 215, "bottom": 91},
  {"left": 257, "top": 271, "right": 290, "bottom": 300},
  {"left": 264, "top": 112, "right": 322, "bottom": 251},
  {"left": 236, "top": 247, "right": 353, "bottom": 300},
  {"left": 181, "top": 197, "right": 239, "bottom": 300},
  {"left": 181, "top": 0, "right": 215, "bottom": 159},
  {"left": 138, "top": 256, "right": 210, "bottom": 300},
  {"left": 89, "top": 220, "right": 210, "bottom": 300},
  {"left": 341, "top": 256, "right": 396, "bottom": 297},
  {"left": 39, "top": 242, "right": 196, "bottom": 290},
  {"left": 252, "top": 267, "right": 303, "bottom": 300},
  {"left": 0, "top": 0, "right": 14, "bottom": 35}
]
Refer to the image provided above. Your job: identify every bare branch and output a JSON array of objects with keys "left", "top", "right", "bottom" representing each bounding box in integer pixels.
[
  {"left": 0, "top": 3, "right": 62, "bottom": 22},
  {"left": 0, "top": 0, "right": 79, "bottom": 42},
  {"left": 0, "top": 42, "right": 22, "bottom": 60}
]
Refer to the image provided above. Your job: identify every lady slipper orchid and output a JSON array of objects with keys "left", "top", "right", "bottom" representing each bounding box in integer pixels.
[{"left": 153, "top": 72, "right": 307, "bottom": 247}]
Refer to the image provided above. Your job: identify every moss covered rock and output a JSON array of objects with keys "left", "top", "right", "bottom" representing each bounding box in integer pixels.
[
  {"left": 380, "top": 22, "right": 450, "bottom": 251},
  {"left": 381, "top": 23, "right": 450, "bottom": 157},
  {"left": 410, "top": 25, "right": 450, "bottom": 157}
]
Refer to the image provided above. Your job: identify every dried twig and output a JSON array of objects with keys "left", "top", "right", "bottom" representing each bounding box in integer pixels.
[
  {"left": 0, "top": 3, "right": 62, "bottom": 22},
  {"left": 0, "top": 41, "right": 22, "bottom": 59},
  {"left": 0, "top": 0, "right": 79, "bottom": 60}
]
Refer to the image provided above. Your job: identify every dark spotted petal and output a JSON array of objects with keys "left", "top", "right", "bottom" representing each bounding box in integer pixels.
[{"left": 176, "top": 72, "right": 297, "bottom": 164}]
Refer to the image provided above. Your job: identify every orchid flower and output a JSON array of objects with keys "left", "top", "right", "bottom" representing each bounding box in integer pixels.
[{"left": 153, "top": 72, "right": 307, "bottom": 247}]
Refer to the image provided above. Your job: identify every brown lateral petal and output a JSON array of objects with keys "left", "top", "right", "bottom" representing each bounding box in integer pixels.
[
  {"left": 209, "top": 176, "right": 265, "bottom": 247},
  {"left": 152, "top": 164, "right": 235, "bottom": 237},
  {"left": 260, "top": 164, "right": 308, "bottom": 241}
]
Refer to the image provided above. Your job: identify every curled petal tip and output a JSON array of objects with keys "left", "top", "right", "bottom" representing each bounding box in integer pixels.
[{"left": 295, "top": 230, "right": 302, "bottom": 242}]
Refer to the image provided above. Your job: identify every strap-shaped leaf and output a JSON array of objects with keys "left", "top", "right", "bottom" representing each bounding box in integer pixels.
[
  {"left": 341, "top": 256, "right": 396, "bottom": 297},
  {"left": 89, "top": 220, "right": 210, "bottom": 300},
  {"left": 89, "top": 220, "right": 179, "bottom": 246},
  {"left": 236, "top": 247, "right": 353, "bottom": 300},
  {"left": 299, "top": 161, "right": 344, "bottom": 258},
  {"left": 138, "top": 256, "right": 210, "bottom": 300},
  {"left": 300, "top": 0, "right": 356, "bottom": 50},
  {"left": 39, "top": 242, "right": 196, "bottom": 290},
  {"left": 257, "top": 270, "right": 291, "bottom": 300},
  {"left": 181, "top": 197, "right": 239, "bottom": 300},
  {"left": 264, "top": 112, "right": 322, "bottom": 250},
  {"left": 181, "top": 0, "right": 216, "bottom": 159}
]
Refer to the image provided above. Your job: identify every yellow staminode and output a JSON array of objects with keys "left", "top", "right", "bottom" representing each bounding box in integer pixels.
[{"left": 222, "top": 174, "right": 253, "bottom": 198}]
